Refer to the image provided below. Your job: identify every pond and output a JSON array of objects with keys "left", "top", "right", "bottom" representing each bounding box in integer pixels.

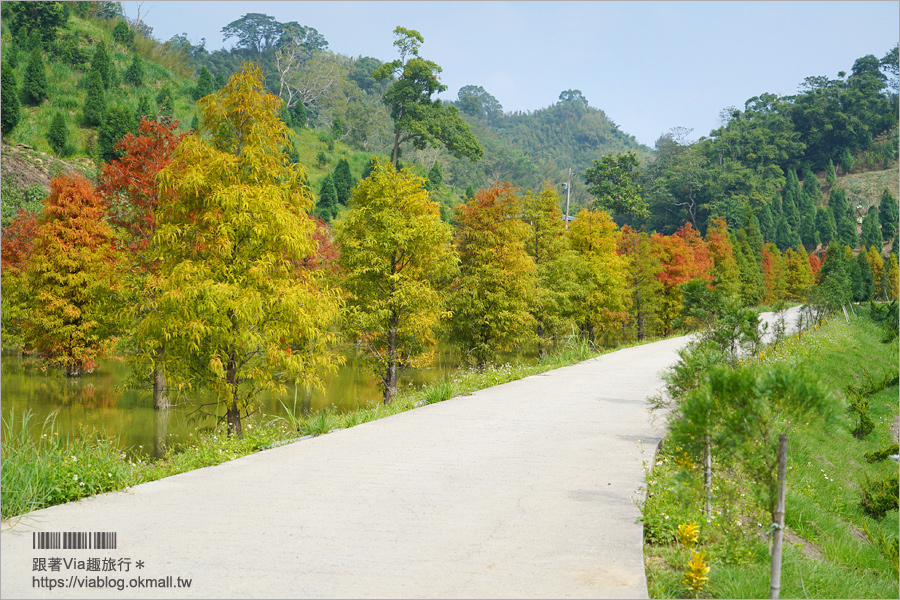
[{"left": 0, "top": 347, "right": 460, "bottom": 458}]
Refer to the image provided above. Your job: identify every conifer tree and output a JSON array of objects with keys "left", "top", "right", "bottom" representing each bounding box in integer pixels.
[
  {"left": 568, "top": 209, "right": 631, "bottom": 342},
  {"left": 138, "top": 63, "right": 341, "bottom": 437},
  {"left": 22, "top": 48, "right": 48, "bottom": 106},
  {"left": 762, "top": 243, "right": 788, "bottom": 304},
  {"left": 90, "top": 41, "right": 113, "bottom": 89},
  {"left": 853, "top": 248, "right": 874, "bottom": 302},
  {"left": 46, "top": 112, "right": 69, "bottom": 156},
  {"left": 783, "top": 191, "right": 801, "bottom": 232},
  {"left": 759, "top": 203, "right": 775, "bottom": 243},
  {"left": 829, "top": 187, "right": 849, "bottom": 223},
  {"left": 316, "top": 173, "right": 339, "bottom": 221},
  {"left": 193, "top": 66, "right": 215, "bottom": 100},
  {"left": 840, "top": 148, "right": 854, "bottom": 174},
  {"left": 134, "top": 94, "right": 152, "bottom": 121},
  {"left": 774, "top": 215, "right": 793, "bottom": 251},
  {"left": 450, "top": 183, "right": 537, "bottom": 367},
  {"left": 888, "top": 254, "right": 900, "bottom": 301},
  {"left": 816, "top": 206, "right": 836, "bottom": 247},
  {"left": 705, "top": 217, "right": 741, "bottom": 298},
  {"left": 837, "top": 210, "right": 859, "bottom": 248},
  {"left": 866, "top": 246, "right": 886, "bottom": 300},
  {"left": 784, "top": 247, "right": 814, "bottom": 300},
  {"left": 619, "top": 225, "right": 663, "bottom": 340},
  {"left": 812, "top": 242, "right": 852, "bottom": 311},
  {"left": 860, "top": 208, "right": 883, "bottom": 251},
  {"left": 335, "top": 159, "right": 456, "bottom": 402},
  {"left": 1, "top": 63, "right": 22, "bottom": 136},
  {"left": 156, "top": 86, "right": 174, "bottom": 115},
  {"left": 82, "top": 69, "right": 106, "bottom": 127},
  {"left": 98, "top": 104, "right": 138, "bottom": 163},
  {"left": 23, "top": 174, "right": 121, "bottom": 376},
  {"left": 361, "top": 156, "right": 377, "bottom": 180},
  {"left": 124, "top": 54, "right": 144, "bottom": 86},
  {"left": 332, "top": 158, "right": 353, "bottom": 205},
  {"left": 426, "top": 161, "right": 443, "bottom": 191},
  {"left": 734, "top": 229, "right": 765, "bottom": 306},
  {"left": 879, "top": 189, "right": 898, "bottom": 242},
  {"left": 799, "top": 211, "right": 819, "bottom": 251},
  {"left": 825, "top": 160, "right": 837, "bottom": 187}
]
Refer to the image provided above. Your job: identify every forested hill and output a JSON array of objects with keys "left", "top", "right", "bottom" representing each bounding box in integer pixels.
[
  {"left": 0, "top": 3, "right": 896, "bottom": 238},
  {"left": 0, "top": 3, "right": 648, "bottom": 215}
]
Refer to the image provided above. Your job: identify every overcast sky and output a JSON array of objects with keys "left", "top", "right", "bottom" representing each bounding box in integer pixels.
[{"left": 134, "top": 1, "right": 899, "bottom": 148}]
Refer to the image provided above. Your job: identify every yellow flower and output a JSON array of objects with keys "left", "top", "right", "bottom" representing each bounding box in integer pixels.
[{"left": 677, "top": 521, "right": 699, "bottom": 549}]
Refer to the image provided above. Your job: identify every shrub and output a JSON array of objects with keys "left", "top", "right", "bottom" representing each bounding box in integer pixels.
[
  {"left": 46, "top": 112, "right": 70, "bottom": 157},
  {"left": 860, "top": 471, "right": 899, "bottom": 518}
]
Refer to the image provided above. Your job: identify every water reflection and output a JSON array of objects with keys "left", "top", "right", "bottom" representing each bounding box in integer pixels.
[{"left": 0, "top": 346, "right": 459, "bottom": 458}]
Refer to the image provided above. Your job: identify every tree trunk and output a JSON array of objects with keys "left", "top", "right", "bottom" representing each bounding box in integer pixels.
[
  {"left": 153, "top": 366, "right": 170, "bottom": 410},
  {"left": 383, "top": 324, "right": 398, "bottom": 404},
  {"left": 770, "top": 434, "right": 788, "bottom": 600},
  {"left": 153, "top": 407, "right": 170, "bottom": 457},
  {"left": 226, "top": 352, "right": 243, "bottom": 439},
  {"left": 391, "top": 130, "right": 401, "bottom": 168}
]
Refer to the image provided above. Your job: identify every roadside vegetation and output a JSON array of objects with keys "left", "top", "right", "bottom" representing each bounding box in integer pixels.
[{"left": 640, "top": 305, "right": 899, "bottom": 599}]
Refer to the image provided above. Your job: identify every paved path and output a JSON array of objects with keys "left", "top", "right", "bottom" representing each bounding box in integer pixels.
[{"left": 1, "top": 308, "right": 800, "bottom": 599}]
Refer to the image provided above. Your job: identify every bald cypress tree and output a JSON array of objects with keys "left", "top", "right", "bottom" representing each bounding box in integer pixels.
[
  {"left": 22, "top": 48, "right": 48, "bottom": 106},
  {"left": 1, "top": 63, "right": 22, "bottom": 136}
]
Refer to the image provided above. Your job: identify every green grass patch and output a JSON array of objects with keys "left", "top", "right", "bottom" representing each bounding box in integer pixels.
[{"left": 642, "top": 315, "right": 899, "bottom": 598}]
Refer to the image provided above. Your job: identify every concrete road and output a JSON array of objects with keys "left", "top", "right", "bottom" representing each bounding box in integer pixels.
[{"left": 1, "top": 308, "right": 799, "bottom": 599}]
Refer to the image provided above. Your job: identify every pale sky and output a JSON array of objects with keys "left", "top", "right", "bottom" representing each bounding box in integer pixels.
[{"left": 134, "top": 1, "right": 899, "bottom": 148}]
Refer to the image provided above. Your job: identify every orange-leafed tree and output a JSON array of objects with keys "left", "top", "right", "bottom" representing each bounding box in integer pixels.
[
  {"left": 23, "top": 173, "right": 121, "bottom": 376},
  {"left": 866, "top": 246, "right": 886, "bottom": 300},
  {"left": 653, "top": 222, "right": 712, "bottom": 335},
  {"left": 449, "top": 183, "right": 537, "bottom": 368},
  {"left": 98, "top": 117, "right": 182, "bottom": 407}
]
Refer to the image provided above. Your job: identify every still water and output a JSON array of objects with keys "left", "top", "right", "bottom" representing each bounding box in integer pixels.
[{"left": 0, "top": 347, "right": 459, "bottom": 458}]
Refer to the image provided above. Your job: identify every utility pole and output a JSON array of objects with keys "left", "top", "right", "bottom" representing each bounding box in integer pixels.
[{"left": 564, "top": 168, "right": 571, "bottom": 229}]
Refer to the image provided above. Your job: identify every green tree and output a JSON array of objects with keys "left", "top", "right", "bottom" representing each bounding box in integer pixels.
[
  {"left": 23, "top": 173, "right": 121, "bottom": 376},
  {"left": 582, "top": 152, "right": 648, "bottom": 217},
  {"left": 335, "top": 159, "right": 456, "bottom": 402},
  {"left": 315, "top": 173, "right": 339, "bottom": 221},
  {"left": 137, "top": 64, "right": 342, "bottom": 438},
  {"left": 82, "top": 70, "right": 106, "bottom": 127},
  {"left": 46, "top": 112, "right": 70, "bottom": 157},
  {"left": 6, "top": 1, "right": 70, "bottom": 44},
  {"left": 620, "top": 225, "right": 664, "bottom": 341},
  {"left": 21, "top": 48, "right": 48, "bottom": 106},
  {"left": 220, "top": 13, "right": 286, "bottom": 55},
  {"left": 816, "top": 206, "right": 836, "bottom": 247},
  {"left": 860, "top": 207, "right": 883, "bottom": 251},
  {"left": 837, "top": 210, "right": 858, "bottom": 248},
  {"left": 853, "top": 246, "right": 874, "bottom": 302},
  {"left": 90, "top": 41, "right": 113, "bottom": 90},
  {"left": 456, "top": 84, "right": 503, "bottom": 123},
  {"left": 811, "top": 242, "right": 852, "bottom": 313},
  {"left": 193, "top": 66, "right": 215, "bottom": 100},
  {"left": 373, "top": 27, "right": 483, "bottom": 168},
  {"left": 98, "top": 104, "right": 138, "bottom": 163},
  {"left": 124, "top": 53, "right": 144, "bottom": 86},
  {"left": 426, "top": 161, "right": 443, "bottom": 191},
  {"left": 840, "top": 147, "right": 855, "bottom": 174},
  {"left": 825, "top": 159, "right": 837, "bottom": 187},
  {"left": 1, "top": 63, "right": 22, "bottom": 136},
  {"left": 112, "top": 20, "right": 135, "bottom": 49},
  {"left": 828, "top": 187, "right": 849, "bottom": 223},
  {"left": 332, "top": 158, "right": 353, "bottom": 205},
  {"left": 879, "top": 189, "right": 898, "bottom": 242},
  {"left": 450, "top": 183, "right": 537, "bottom": 367},
  {"left": 156, "top": 86, "right": 174, "bottom": 115}
]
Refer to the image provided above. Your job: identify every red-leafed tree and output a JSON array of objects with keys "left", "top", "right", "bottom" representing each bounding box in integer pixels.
[
  {"left": 761, "top": 243, "right": 788, "bottom": 304},
  {"left": 809, "top": 252, "right": 823, "bottom": 280},
  {"left": 98, "top": 117, "right": 183, "bottom": 260},
  {"left": 1, "top": 210, "right": 39, "bottom": 349},
  {"left": 98, "top": 117, "right": 182, "bottom": 407},
  {"left": 23, "top": 173, "right": 121, "bottom": 376}
]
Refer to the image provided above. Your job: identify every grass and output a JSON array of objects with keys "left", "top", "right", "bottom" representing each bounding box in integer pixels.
[
  {"left": 1, "top": 333, "right": 665, "bottom": 520},
  {"left": 642, "top": 314, "right": 899, "bottom": 599}
]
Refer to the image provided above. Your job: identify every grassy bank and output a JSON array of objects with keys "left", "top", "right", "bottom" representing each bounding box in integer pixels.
[
  {"left": 1, "top": 334, "right": 654, "bottom": 520},
  {"left": 641, "top": 314, "right": 899, "bottom": 599}
]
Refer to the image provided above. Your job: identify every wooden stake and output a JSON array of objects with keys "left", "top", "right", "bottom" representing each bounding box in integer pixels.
[{"left": 770, "top": 434, "right": 788, "bottom": 600}]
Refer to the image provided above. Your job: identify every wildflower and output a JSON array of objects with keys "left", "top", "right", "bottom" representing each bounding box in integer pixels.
[
  {"left": 72, "top": 474, "right": 79, "bottom": 481},
  {"left": 70, "top": 456, "right": 78, "bottom": 462}
]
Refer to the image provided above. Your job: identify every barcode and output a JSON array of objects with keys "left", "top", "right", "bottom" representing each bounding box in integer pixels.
[{"left": 33, "top": 532, "right": 117, "bottom": 550}]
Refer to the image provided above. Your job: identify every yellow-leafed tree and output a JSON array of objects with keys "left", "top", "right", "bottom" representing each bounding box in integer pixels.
[
  {"left": 335, "top": 159, "right": 457, "bottom": 403},
  {"left": 137, "top": 64, "right": 341, "bottom": 437}
]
